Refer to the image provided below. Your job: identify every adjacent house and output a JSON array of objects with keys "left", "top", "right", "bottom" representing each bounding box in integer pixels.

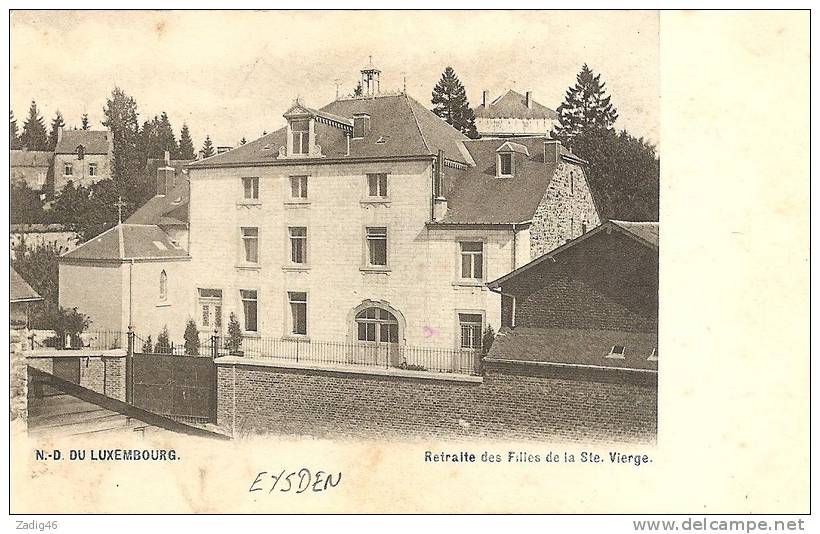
[
  {"left": 58, "top": 158, "right": 192, "bottom": 337},
  {"left": 10, "top": 150, "right": 53, "bottom": 192},
  {"left": 486, "top": 220, "right": 659, "bottom": 374},
  {"left": 178, "top": 65, "right": 600, "bottom": 361},
  {"left": 474, "top": 89, "right": 559, "bottom": 138},
  {"left": 53, "top": 128, "right": 114, "bottom": 192}
]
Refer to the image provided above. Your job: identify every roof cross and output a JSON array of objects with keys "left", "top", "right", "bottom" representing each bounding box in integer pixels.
[{"left": 115, "top": 196, "right": 127, "bottom": 225}]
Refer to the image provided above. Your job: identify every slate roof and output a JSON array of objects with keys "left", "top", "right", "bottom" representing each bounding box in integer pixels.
[
  {"left": 487, "top": 327, "right": 657, "bottom": 372},
  {"left": 487, "top": 220, "right": 659, "bottom": 289},
  {"left": 126, "top": 180, "right": 189, "bottom": 226},
  {"left": 60, "top": 224, "right": 189, "bottom": 262},
  {"left": 610, "top": 220, "right": 659, "bottom": 248},
  {"left": 10, "top": 150, "right": 53, "bottom": 168},
  {"left": 188, "top": 93, "right": 473, "bottom": 168},
  {"left": 11, "top": 268, "right": 43, "bottom": 303},
  {"left": 475, "top": 89, "right": 558, "bottom": 120},
  {"left": 55, "top": 130, "right": 111, "bottom": 155},
  {"left": 436, "top": 137, "right": 582, "bottom": 225}
]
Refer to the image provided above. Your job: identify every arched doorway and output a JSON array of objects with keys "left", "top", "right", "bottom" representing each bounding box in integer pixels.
[
  {"left": 355, "top": 306, "right": 399, "bottom": 344},
  {"left": 348, "top": 301, "right": 405, "bottom": 368}
]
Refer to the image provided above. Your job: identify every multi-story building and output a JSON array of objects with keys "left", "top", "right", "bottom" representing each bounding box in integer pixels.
[
  {"left": 53, "top": 128, "right": 113, "bottom": 191},
  {"left": 474, "top": 89, "right": 559, "bottom": 138},
  {"left": 180, "top": 67, "right": 600, "bottom": 358}
]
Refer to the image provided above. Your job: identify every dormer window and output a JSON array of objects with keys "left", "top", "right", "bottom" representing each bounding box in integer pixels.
[
  {"left": 606, "top": 345, "right": 626, "bottom": 359},
  {"left": 76, "top": 145, "right": 85, "bottom": 160},
  {"left": 353, "top": 113, "right": 370, "bottom": 139},
  {"left": 498, "top": 153, "right": 513, "bottom": 177},
  {"left": 291, "top": 119, "right": 310, "bottom": 155}
]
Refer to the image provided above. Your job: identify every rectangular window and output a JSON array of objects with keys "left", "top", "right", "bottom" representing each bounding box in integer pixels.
[
  {"left": 289, "top": 227, "right": 307, "bottom": 264},
  {"left": 290, "top": 175, "right": 308, "bottom": 199},
  {"left": 366, "top": 227, "right": 388, "bottom": 266},
  {"left": 291, "top": 119, "right": 310, "bottom": 155},
  {"left": 243, "top": 177, "right": 259, "bottom": 200},
  {"left": 241, "top": 227, "right": 259, "bottom": 264},
  {"left": 459, "top": 313, "right": 483, "bottom": 350},
  {"left": 460, "top": 242, "right": 484, "bottom": 280},
  {"left": 88, "top": 163, "right": 98, "bottom": 177},
  {"left": 240, "top": 289, "right": 258, "bottom": 333},
  {"left": 288, "top": 291, "right": 307, "bottom": 336},
  {"left": 499, "top": 153, "right": 512, "bottom": 176},
  {"left": 64, "top": 162, "right": 73, "bottom": 176},
  {"left": 197, "top": 288, "right": 223, "bottom": 330},
  {"left": 367, "top": 173, "right": 388, "bottom": 197}
]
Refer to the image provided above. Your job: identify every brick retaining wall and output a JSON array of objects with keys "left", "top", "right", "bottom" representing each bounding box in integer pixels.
[{"left": 216, "top": 358, "right": 656, "bottom": 443}]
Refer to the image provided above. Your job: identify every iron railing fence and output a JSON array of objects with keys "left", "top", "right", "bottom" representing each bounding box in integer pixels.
[{"left": 210, "top": 335, "right": 480, "bottom": 376}]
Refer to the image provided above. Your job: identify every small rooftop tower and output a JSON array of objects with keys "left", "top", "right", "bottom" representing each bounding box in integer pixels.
[{"left": 361, "top": 56, "right": 381, "bottom": 96}]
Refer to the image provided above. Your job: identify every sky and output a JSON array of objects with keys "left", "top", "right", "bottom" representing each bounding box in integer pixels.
[{"left": 11, "top": 10, "right": 659, "bottom": 150}]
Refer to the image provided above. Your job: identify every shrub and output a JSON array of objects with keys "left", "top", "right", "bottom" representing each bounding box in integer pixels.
[
  {"left": 399, "top": 362, "right": 427, "bottom": 371},
  {"left": 183, "top": 318, "right": 200, "bottom": 356},
  {"left": 155, "top": 326, "right": 171, "bottom": 354},
  {"left": 47, "top": 306, "right": 90, "bottom": 349},
  {"left": 141, "top": 335, "right": 153, "bottom": 354},
  {"left": 227, "top": 313, "right": 243, "bottom": 355}
]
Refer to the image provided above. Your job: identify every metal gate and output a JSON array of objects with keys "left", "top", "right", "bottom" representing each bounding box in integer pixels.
[{"left": 129, "top": 353, "right": 216, "bottom": 424}]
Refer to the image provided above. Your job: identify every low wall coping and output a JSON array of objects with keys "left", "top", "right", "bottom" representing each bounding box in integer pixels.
[
  {"left": 484, "top": 357, "right": 658, "bottom": 374},
  {"left": 213, "top": 355, "right": 484, "bottom": 384},
  {"left": 25, "top": 348, "right": 127, "bottom": 359}
]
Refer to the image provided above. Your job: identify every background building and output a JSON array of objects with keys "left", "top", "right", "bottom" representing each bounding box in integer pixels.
[
  {"left": 474, "top": 89, "right": 559, "bottom": 138},
  {"left": 53, "top": 128, "right": 114, "bottom": 191}
]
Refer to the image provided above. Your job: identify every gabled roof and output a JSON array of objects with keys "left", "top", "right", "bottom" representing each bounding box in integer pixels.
[
  {"left": 60, "top": 224, "right": 189, "bottom": 262},
  {"left": 188, "top": 93, "right": 472, "bottom": 168},
  {"left": 487, "top": 327, "right": 657, "bottom": 372},
  {"left": 487, "top": 220, "right": 659, "bottom": 289},
  {"left": 496, "top": 141, "right": 529, "bottom": 155},
  {"left": 11, "top": 268, "right": 43, "bottom": 303},
  {"left": 125, "top": 180, "right": 189, "bottom": 226},
  {"left": 55, "top": 130, "right": 111, "bottom": 155},
  {"left": 10, "top": 150, "right": 53, "bottom": 167},
  {"left": 435, "top": 137, "right": 581, "bottom": 225},
  {"left": 475, "top": 89, "right": 558, "bottom": 120}
]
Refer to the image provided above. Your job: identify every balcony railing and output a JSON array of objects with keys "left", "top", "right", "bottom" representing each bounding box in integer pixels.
[{"left": 214, "top": 335, "right": 481, "bottom": 376}]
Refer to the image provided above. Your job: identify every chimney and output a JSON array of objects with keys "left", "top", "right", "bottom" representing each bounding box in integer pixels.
[
  {"left": 432, "top": 149, "right": 448, "bottom": 221},
  {"left": 57, "top": 126, "right": 63, "bottom": 144},
  {"left": 353, "top": 113, "right": 370, "bottom": 138},
  {"left": 156, "top": 164, "right": 175, "bottom": 196},
  {"left": 482, "top": 90, "right": 490, "bottom": 107},
  {"left": 164, "top": 150, "right": 170, "bottom": 165},
  {"left": 544, "top": 140, "right": 560, "bottom": 164},
  {"left": 525, "top": 91, "right": 533, "bottom": 109}
]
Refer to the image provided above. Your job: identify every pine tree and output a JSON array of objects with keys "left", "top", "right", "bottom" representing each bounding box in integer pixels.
[
  {"left": 10, "top": 110, "right": 19, "bottom": 149},
  {"left": 551, "top": 64, "right": 619, "bottom": 146},
  {"left": 142, "top": 335, "right": 153, "bottom": 353},
  {"left": 431, "top": 66, "right": 479, "bottom": 139},
  {"left": 81, "top": 113, "right": 90, "bottom": 130},
  {"left": 155, "top": 325, "right": 171, "bottom": 354},
  {"left": 20, "top": 100, "right": 49, "bottom": 151},
  {"left": 551, "top": 65, "right": 657, "bottom": 221},
  {"left": 184, "top": 317, "right": 200, "bottom": 356},
  {"left": 177, "top": 123, "right": 195, "bottom": 159},
  {"left": 156, "top": 112, "right": 178, "bottom": 157},
  {"left": 48, "top": 111, "right": 65, "bottom": 151},
  {"left": 200, "top": 135, "right": 214, "bottom": 158},
  {"left": 102, "top": 87, "right": 142, "bottom": 191}
]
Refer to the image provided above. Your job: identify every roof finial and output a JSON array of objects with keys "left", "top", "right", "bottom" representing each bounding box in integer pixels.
[{"left": 115, "top": 196, "right": 126, "bottom": 225}]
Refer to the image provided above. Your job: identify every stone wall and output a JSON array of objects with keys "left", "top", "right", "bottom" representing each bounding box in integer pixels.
[
  {"left": 216, "top": 358, "right": 656, "bottom": 443},
  {"left": 529, "top": 160, "right": 601, "bottom": 259}
]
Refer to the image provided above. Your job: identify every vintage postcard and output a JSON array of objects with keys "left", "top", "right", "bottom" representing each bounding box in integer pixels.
[{"left": 7, "top": 9, "right": 810, "bottom": 521}]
